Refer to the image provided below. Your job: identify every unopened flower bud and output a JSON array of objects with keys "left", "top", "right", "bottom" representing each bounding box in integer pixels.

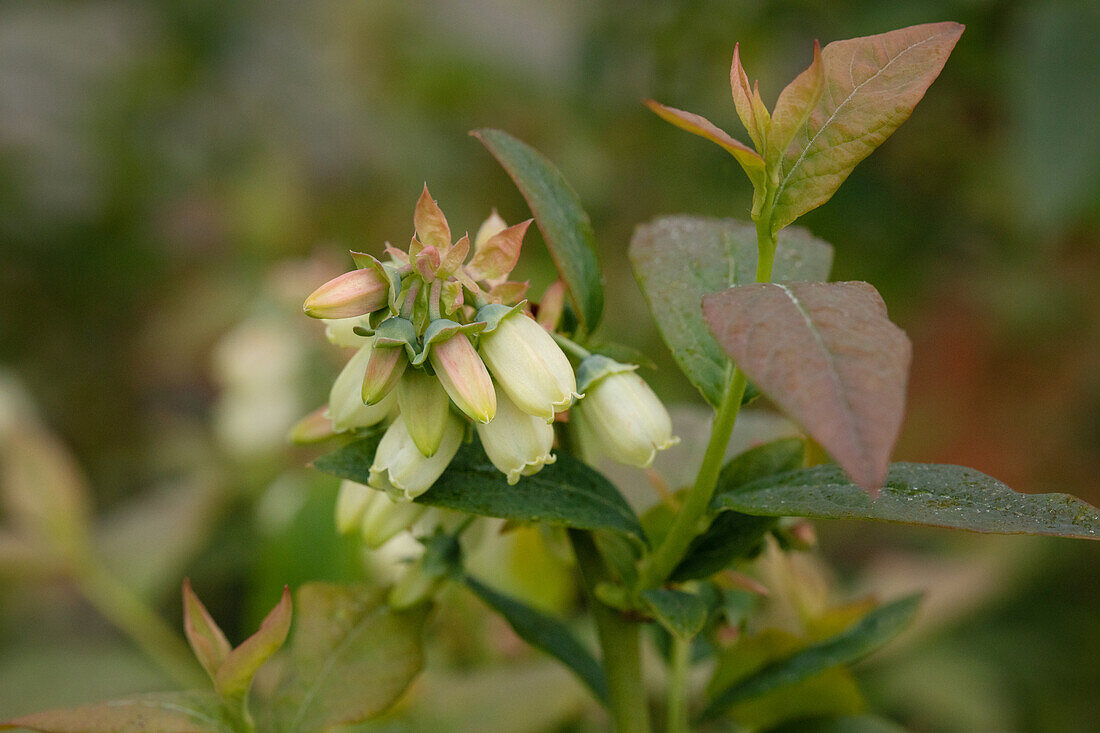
[
  {"left": 303, "top": 268, "right": 388, "bottom": 319},
  {"left": 429, "top": 332, "right": 496, "bottom": 424},
  {"left": 328, "top": 343, "right": 397, "bottom": 432},
  {"left": 574, "top": 356, "right": 678, "bottom": 468},
  {"left": 360, "top": 489, "right": 429, "bottom": 548},
  {"left": 476, "top": 385, "right": 556, "bottom": 484},
  {"left": 287, "top": 405, "right": 337, "bottom": 445},
  {"left": 396, "top": 367, "right": 451, "bottom": 457},
  {"left": 335, "top": 480, "right": 373, "bottom": 534},
  {"left": 362, "top": 346, "right": 408, "bottom": 405},
  {"left": 369, "top": 413, "right": 464, "bottom": 500},
  {"left": 478, "top": 307, "right": 579, "bottom": 421}
]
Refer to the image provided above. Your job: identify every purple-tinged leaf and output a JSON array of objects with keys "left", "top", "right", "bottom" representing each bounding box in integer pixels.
[
  {"left": 718, "top": 462, "right": 1100, "bottom": 539},
  {"left": 214, "top": 586, "right": 292, "bottom": 700},
  {"left": 182, "top": 578, "right": 231, "bottom": 681},
  {"left": 702, "top": 281, "right": 910, "bottom": 492},
  {"left": 644, "top": 100, "right": 766, "bottom": 192},
  {"left": 769, "top": 22, "right": 964, "bottom": 233},
  {"left": 1, "top": 692, "right": 230, "bottom": 732}
]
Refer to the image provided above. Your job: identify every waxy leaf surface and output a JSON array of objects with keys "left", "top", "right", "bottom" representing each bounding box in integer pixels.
[
  {"left": 465, "top": 576, "right": 609, "bottom": 702},
  {"left": 703, "top": 281, "right": 910, "bottom": 491},
  {"left": 473, "top": 128, "right": 603, "bottom": 333},
  {"left": 703, "top": 595, "right": 920, "bottom": 719},
  {"left": 769, "top": 22, "right": 964, "bottom": 233},
  {"left": 1, "top": 692, "right": 231, "bottom": 733},
  {"left": 718, "top": 462, "right": 1100, "bottom": 539},
  {"left": 277, "top": 583, "right": 427, "bottom": 732},
  {"left": 313, "top": 436, "right": 645, "bottom": 542},
  {"left": 630, "top": 216, "right": 833, "bottom": 407}
]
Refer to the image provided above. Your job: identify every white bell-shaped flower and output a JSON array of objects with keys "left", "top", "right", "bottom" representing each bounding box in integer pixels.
[
  {"left": 369, "top": 413, "right": 464, "bottom": 500},
  {"left": 479, "top": 310, "right": 579, "bottom": 421},
  {"left": 476, "top": 385, "right": 556, "bottom": 484},
  {"left": 327, "top": 342, "right": 397, "bottom": 432}
]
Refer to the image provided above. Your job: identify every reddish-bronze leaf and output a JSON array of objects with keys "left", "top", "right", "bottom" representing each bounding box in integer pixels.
[
  {"left": 702, "top": 281, "right": 911, "bottom": 493},
  {"left": 182, "top": 578, "right": 231, "bottom": 681},
  {"left": 466, "top": 219, "right": 532, "bottom": 282},
  {"left": 214, "top": 586, "right": 292, "bottom": 699},
  {"left": 413, "top": 183, "right": 451, "bottom": 251},
  {"left": 766, "top": 40, "right": 824, "bottom": 168},
  {"left": 730, "top": 43, "right": 769, "bottom": 151},
  {"left": 769, "top": 22, "right": 964, "bottom": 233}
]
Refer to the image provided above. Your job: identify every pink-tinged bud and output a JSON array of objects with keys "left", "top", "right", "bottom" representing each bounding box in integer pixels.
[
  {"left": 430, "top": 333, "right": 496, "bottom": 424},
  {"left": 303, "top": 268, "right": 388, "bottom": 319},
  {"left": 287, "top": 405, "right": 337, "bottom": 444},
  {"left": 369, "top": 413, "right": 464, "bottom": 500},
  {"left": 328, "top": 343, "right": 398, "bottom": 432},
  {"left": 478, "top": 308, "right": 579, "bottom": 421},
  {"left": 476, "top": 385, "right": 556, "bottom": 484},
  {"left": 396, "top": 367, "right": 451, "bottom": 457},
  {"left": 361, "top": 346, "right": 408, "bottom": 405},
  {"left": 574, "top": 356, "right": 678, "bottom": 468}
]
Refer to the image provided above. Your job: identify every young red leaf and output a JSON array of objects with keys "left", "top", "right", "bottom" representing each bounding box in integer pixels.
[
  {"left": 213, "top": 585, "right": 292, "bottom": 700},
  {"left": 644, "top": 100, "right": 766, "bottom": 192},
  {"left": 766, "top": 40, "right": 824, "bottom": 168},
  {"left": 413, "top": 183, "right": 451, "bottom": 251},
  {"left": 730, "top": 43, "right": 769, "bottom": 151},
  {"left": 768, "top": 22, "right": 964, "bottom": 233},
  {"left": 182, "top": 578, "right": 231, "bottom": 681},
  {"left": 466, "top": 219, "right": 532, "bottom": 282},
  {"left": 702, "top": 281, "right": 911, "bottom": 493}
]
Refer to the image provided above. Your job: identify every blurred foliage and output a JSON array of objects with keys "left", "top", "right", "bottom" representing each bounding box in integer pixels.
[{"left": 1, "top": 0, "right": 1097, "bottom": 730}]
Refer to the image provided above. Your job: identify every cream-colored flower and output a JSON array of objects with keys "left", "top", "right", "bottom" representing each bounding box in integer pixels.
[
  {"left": 476, "top": 385, "right": 556, "bottom": 484},
  {"left": 327, "top": 342, "right": 397, "bottom": 432},
  {"left": 479, "top": 310, "right": 579, "bottom": 421},
  {"left": 369, "top": 413, "right": 464, "bottom": 499}
]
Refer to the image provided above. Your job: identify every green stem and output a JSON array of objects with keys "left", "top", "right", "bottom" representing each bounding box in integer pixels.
[
  {"left": 637, "top": 367, "right": 747, "bottom": 589},
  {"left": 551, "top": 331, "right": 592, "bottom": 360},
  {"left": 569, "top": 530, "right": 651, "bottom": 733},
  {"left": 667, "top": 635, "right": 691, "bottom": 733},
  {"left": 73, "top": 560, "right": 207, "bottom": 689},
  {"left": 755, "top": 216, "right": 777, "bottom": 282}
]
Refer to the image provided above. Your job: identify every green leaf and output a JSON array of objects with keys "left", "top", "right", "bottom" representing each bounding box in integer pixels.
[
  {"left": 703, "top": 281, "right": 911, "bottom": 492},
  {"left": 725, "top": 668, "right": 865, "bottom": 731},
  {"left": 703, "top": 595, "right": 921, "bottom": 719},
  {"left": 214, "top": 586, "right": 292, "bottom": 701},
  {"left": 472, "top": 128, "right": 603, "bottom": 334},
  {"left": 640, "top": 588, "right": 707, "bottom": 639},
  {"left": 718, "top": 462, "right": 1100, "bottom": 539},
  {"left": 768, "top": 715, "right": 908, "bottom": 733},
  {"left": 465, "top": 576, "right": 609, "bottom": 703},
  {"left": 1, "top": 691, "right": 232, "bottom": 732},
  {"left": 768, "top": 22, "right": 965, "bottom": 233},
  {"left": 314, "top": 437, "right": 647, "bottom": 542},
  {"left": 629, "top": 216, "right": 833, "bottom": 407},
  {"left": 672, "top": 438, "right": 806, "bottom": 581},
  {"left": 275, "top": 583, "right": 428, "bottom": 732}
]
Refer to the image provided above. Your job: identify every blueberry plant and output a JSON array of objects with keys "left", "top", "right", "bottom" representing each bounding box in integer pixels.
[{"left": 7, "top": 21, "right": 1100, "bottom": 733}]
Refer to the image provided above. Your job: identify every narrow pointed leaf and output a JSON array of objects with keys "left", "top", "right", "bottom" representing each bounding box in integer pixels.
[
  {"left": 182, "top": 578, "right": 231, "bottom": 681},
  {"left": 1, "top": 692, "right": 232, "bottom": 733},
  {"left": 703, "top": 281, "right": 910, "bottom": 492},
  {"left": 465, "top": 576, "right": 609, "bottom": 702},
  {"left": 472, "top": 128, "right": 603, "bottom": 333},
  {"left": 672, "top": 438, "right": 806, "bottom": 582},
  {"left": 313, "top": 436, "right": 646, "bottom": 542},
  {"left": 769, "top": 22, "right": 964, "bottom": 233},
  {"left": 767, "top": 40, "right": 824, "bottom": 168},
  {"left": 414, "top": 184, "right": 451, "bottom": 251},
  {"left": 719, "top": 462, "right": 1100, "bottom": 539},
  {"left": 640, "top": 588, "right": 708, "bottom": 639},
  {"left": 630, "top": 216, "right": 833, "bottom": 406},
  {"left": 730, "top": 44, "right": 768, "bottom": 151},
  {"left": 467, "top": 220, "right": 532, "bottom": 281},
  {"left": 644, "top": 100, "right": 766, "bottom": 191},
  {"left": 214, "top": 586, "right": 292, "bottom": 700},
  {"left": 277, "top": 583, "right": 428, "bottom": 732},
  {"left": 703, "top": 595, "right": 921, "bottom": 719}
]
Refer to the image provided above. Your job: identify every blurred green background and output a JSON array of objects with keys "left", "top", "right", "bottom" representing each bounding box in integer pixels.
[{"left": 1, "top": 1, "right": 1097, "bottom": 730}]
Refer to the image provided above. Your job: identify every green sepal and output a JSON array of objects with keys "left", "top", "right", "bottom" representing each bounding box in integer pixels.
[
  {"left": 419, "top": 530, "right": 464, "bottom": 581},
  {"left": 350, "top": 309, "right": 390, "bottom": 338},
  {"left": 474, "top": 300, "right": 527, "bottom": 334},
  {"left": 411, "top": 318, "right": 486, "bottom": 366},
  {"left": 372, "top": 316, "right": 420, "bottom": 360},
  {"left": 575, "top": 354, "right": 637, "bottom": 393}
]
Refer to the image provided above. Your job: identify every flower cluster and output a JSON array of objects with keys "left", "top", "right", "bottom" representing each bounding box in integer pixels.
[{"left": 301, "top": 186, "right": 677, "bottom": 541}]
